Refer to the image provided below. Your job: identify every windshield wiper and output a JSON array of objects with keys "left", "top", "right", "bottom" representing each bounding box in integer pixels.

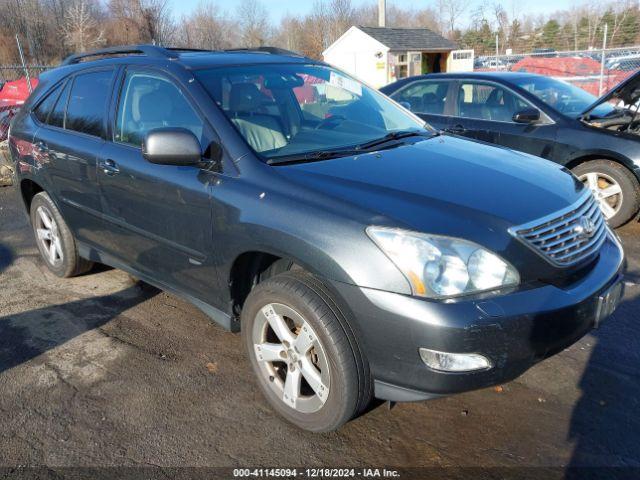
[
  {"left": 267, "top": 130, "right": 436, "bottom": 165},
  {"left": 355, "top": 129, "right": 435, "bottom": 150},
  {"left": 267, "top": 148, "right": 364, "bottom": 165}
]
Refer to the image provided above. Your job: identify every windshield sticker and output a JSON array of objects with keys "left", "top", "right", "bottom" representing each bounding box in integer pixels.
[{"left": 329, "top": 72, "right": 362, "bottom": 97}]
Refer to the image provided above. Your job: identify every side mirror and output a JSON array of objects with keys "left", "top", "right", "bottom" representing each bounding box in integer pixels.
[
  {"left": 512, "top": 108, "right": 541, "bottom": 124},
  {"left": 399, "top": 101, "right": 412, "bottom": 110},
  {"left": 142, "top": 128, "right": 202, "bottom": 166}
]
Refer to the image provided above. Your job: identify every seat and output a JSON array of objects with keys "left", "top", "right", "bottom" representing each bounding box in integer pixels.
[
  {"left": 485, "top": 89, "right": 511, "bottom": 122},
  {"left": 228, "top": 83, "right": 287, "bottom": 153},
  {"left": 458, "top": 96, "right": 487, "bottom": 120},
  {"left": 121, "top": 88, "right": 172, "bottom": 145},
  {"left": 137, "top": 90, "right": 172, "bottom": 132},
  {"left": 421, "top": 92, "right": 444, "bottom": 114}
]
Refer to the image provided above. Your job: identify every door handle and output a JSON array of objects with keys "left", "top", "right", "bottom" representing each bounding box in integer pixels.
[{"left": 100, "top": 159, "right": 120, "bottom": 176}]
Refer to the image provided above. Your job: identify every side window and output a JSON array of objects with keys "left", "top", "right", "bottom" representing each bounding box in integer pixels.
[
  {"left": 66, "top": 70, "right": 114, "bottom": 137},
  {"left": 390, "top": 81, "right": 450, "bottom": 115},
  {"left": 49, "top": 81, "right": 71, "bottom": 129},
  {"left": 33, "top": 82, "right": 64, "bottom": 124},
  {"left": 456, "top": 82, "right": 533, "bottom": 122},
  {"left": 115, "top": 71, "right": 203, "bottom": 147}
]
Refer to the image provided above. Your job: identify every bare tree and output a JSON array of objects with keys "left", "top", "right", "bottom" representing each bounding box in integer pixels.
[
  {"left": 606, "top": 0, "right": 637, "bottom": 46},
  {"left": 436, "top": 0, "right": 470, "bottom": 35},
  {"left": 327, "top": 0, "right": 355, "bottom": 44},
  {"left": 236, "top": 0, "right": 271, "bottom": 47},
  {"left": 178, "top": 1, "right": 238, "bottom": 50},
  {"left": 354, "top": 3, "right": 440, "bottom": 31},
  {"left": 62, "top": 0, "right": 104, "bottom": 52},
  {"left": 106, "top": 0, "right": 175, "bottom": 45},
  {"left": 493, "top": 2, "right": 509, "bottom": 52}
]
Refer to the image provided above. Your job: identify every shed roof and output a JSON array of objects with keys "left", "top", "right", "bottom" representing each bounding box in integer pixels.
[{"left": 357, "top": 26, "right": 456, "bottom": 51}]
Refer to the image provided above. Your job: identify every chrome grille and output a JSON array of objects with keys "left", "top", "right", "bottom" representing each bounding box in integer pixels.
[{"left": 509, "top": 191, "right": 608, "bottom": 267}]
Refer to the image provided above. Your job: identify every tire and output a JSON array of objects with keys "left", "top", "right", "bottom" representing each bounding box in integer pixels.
[
  {"left": 572, "top": 160, "right": 640, "bottom": 228},
  {"left": 242, "top": 270, "right": 372, "bottom": 432},
  {"left": 30, "top": 192, "right": 93, "bottom": 278}
]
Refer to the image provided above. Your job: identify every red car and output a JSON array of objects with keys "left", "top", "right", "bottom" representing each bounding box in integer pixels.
[
  {"left": 511, "top": 56, "right": 632, "bottom": 96},
  {"left": 0, "top": 77, "right": 38, "bottom": 141},
  {"left": 0, "top": 76, "right": 38, "bottom": 108}
]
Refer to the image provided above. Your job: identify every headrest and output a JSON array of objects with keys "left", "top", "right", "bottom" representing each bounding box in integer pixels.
[
  {"left": 422, "top": 92, "right": 438, "bottom": 104},
  {"left": 485, "top": 89, "right": 502, "bottom": 106},
  {"left": 229, "top": 83, "right": 264, "bottom": 113}
]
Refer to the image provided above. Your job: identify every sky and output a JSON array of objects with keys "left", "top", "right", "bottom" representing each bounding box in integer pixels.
[{"left": 167, "top": 0, "right": 576, "bottom": 24}]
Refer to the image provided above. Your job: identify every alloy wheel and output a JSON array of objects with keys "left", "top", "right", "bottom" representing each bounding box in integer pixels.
[
  {"left": 252, "top": 303, "right": 331, "bottom": 414},
  {"left": 35, "top": 205, "right": 64, "bottom": 267},
  {"left": 579, "top": 171, "right": 623, "bottom": 220}
]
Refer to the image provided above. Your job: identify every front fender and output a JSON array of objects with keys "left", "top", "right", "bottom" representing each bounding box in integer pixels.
[{"left": 211, "top": 177, "right": 411, "bottom": 298}]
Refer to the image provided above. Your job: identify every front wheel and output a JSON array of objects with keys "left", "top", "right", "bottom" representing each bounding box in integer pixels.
[
  {"left": 242, "top": 271, "right": 371, "bottom": 432},
  {"left": 572, "top": 160, "right": 640, "bottom": 228}
]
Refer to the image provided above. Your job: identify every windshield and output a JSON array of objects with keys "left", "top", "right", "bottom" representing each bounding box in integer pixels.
[
  {"left": 511, "top": 76, "right": 615, "bottom": 118},
  {"left": 195, "top": 64, "right": 428, "bottom": 160}
]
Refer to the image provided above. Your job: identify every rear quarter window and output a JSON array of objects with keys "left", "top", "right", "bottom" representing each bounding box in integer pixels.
[
  {"left": 33, "top": 82, "right": 64, "bottom": 124},
  {"left": 49, "top": 81, "right": 71, "bottom": 129}
]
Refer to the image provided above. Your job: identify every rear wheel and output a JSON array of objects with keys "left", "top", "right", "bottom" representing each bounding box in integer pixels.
[
  {"left": 572, "top": 160, "right": 640, "bottom": 228},
  {"left": 30, "top": 192, "right": 93, "bottom": 278},
  {"left": 242, "top": 271, "right": 371, "bottom": 432}
]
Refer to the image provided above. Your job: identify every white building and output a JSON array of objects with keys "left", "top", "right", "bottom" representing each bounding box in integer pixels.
[{"left": 323, "top": 26, "right": 471, "bottom": 88}]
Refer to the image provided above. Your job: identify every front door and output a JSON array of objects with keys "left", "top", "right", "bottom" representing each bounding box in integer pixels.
[
  {"left": 447, "top": 80, "right": 503, "bottom": 144},
  {"left": 98, "top": 67, "right": 221, "bottom": 303},
  {"left": 449, "top": 80, "right": 558, "bottom": 154},
  {"left": 387, "top": 79, "right": 456, "bottom": 131}
]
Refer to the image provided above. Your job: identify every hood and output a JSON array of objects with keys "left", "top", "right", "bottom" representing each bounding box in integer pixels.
[
  {"left": 277, "top": 135, "right": 584, "bottom": 236},
  {"left": 581, "top": 69, "right": 640, "bottom": 116}
]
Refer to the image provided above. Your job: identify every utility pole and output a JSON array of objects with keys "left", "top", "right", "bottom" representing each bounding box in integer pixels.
[
  {"left": 16, "top": 35, "right": 32, "bottom": 94},
  {"left": 599, "top": 23, "right": 608, "bottom": 96}
]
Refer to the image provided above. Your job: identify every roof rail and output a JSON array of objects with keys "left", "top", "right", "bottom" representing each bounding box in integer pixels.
[
  {"left": 60, "top": 45, "right": 177, "bottom": 66},
  {"left": 164, "top": 47, "right": 216, "bottom": 54},
  {"left": 224, "top": 46, "right": 303, "bottom": 57}
]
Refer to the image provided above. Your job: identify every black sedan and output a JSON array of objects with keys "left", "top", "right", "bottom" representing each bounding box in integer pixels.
[{"left": 381, "top": 71, "right": 640, "bottom": 227}]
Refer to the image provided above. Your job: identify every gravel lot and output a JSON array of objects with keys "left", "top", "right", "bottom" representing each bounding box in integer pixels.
[{"left": 0, "top": 185, "right": 639, "bottom": 476}]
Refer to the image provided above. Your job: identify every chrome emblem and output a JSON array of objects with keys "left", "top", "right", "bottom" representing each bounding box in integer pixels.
[{"left": 574, "top": 216, "right": 596, "bottom": 239}]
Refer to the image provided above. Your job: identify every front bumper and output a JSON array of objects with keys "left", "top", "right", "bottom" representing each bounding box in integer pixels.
[{"left": 330, "top": 234, "right": 625, "bottom": 402}]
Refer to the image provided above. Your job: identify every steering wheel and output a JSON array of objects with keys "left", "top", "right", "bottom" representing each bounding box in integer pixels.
[{"left": 315, "top": 115, "right": 346, "bottom": 130}]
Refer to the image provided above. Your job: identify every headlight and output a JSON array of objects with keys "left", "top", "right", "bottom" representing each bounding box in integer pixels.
[{"left": 366, "top": 227, "right": 519, "bottom": 299}]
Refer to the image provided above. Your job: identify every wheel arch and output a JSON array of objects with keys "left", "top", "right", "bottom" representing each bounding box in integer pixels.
[
  {"left": 564, "top": 151, "right": 640, "bottom": 181},
  {"left": 229, "top": 251, "right": 284, "bottom": 316},
  {"left": 228, "top": 248, "right": 331, "bottom": 318},
  {"left": 19, "top": 178, "right": 45, "bottom": 214}
]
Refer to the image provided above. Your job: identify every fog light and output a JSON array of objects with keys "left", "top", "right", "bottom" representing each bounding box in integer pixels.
[{"left": 419, "top": 348, "right": 491, "bottom": 372}]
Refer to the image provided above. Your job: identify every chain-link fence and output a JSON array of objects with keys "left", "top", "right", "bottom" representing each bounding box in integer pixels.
[
  {"left": 0, "top": 65, "right": 49, "bottom": 83},
  {"left": 0, "top": 105, "right": 15, "bottom": 186},
  {"left": 474, "top": 46, "right": 640, "bottom": 97}
]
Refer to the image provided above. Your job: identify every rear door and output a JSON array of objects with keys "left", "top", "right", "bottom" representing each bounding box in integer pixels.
[
  {"left": 98, "top": 66, "right": 221, "bottom": 302},
  {"left": 386, "top": 79, "right": 456, "bottom": 131},
  {"left": 450, "top": 80, "right": 558, "bottom": 156},
  {"left": 30, "top": 68, "right": 116, "bottom": 245}
]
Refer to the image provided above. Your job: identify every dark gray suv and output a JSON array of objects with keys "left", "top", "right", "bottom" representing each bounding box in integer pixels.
[{"left": 9, "top": 45, "right": 625, "bottom": 432}]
